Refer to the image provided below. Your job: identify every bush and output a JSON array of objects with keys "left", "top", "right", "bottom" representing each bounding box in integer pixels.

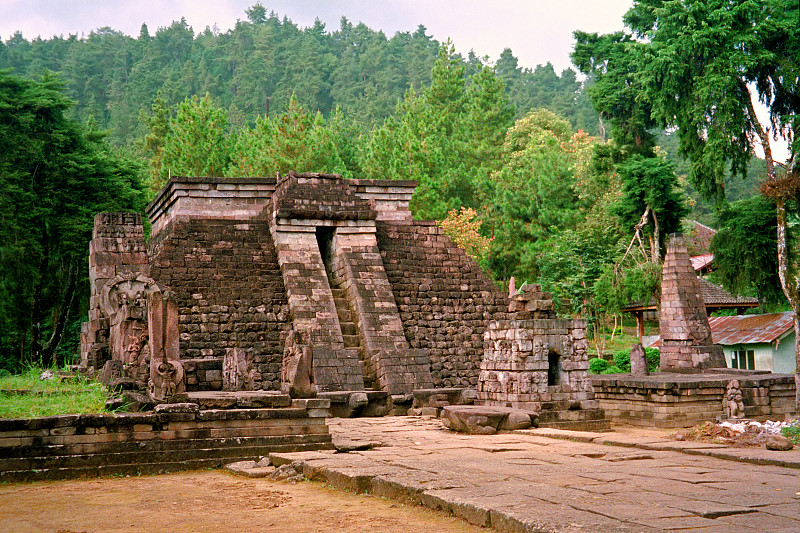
[
  {"left": 645, "top": 347, "right": 660, "bottom": 372},
  {"left": 781, "top": 421, "right": 800, "bottom": 445},
  {"left": 613, "top": 350, "right": 631, "bottom": 372},
  {"left": 589, "top": 358, "right": 609, "bottom": 374},
  {"left": 602, "top": 346, "right": 660, "bottom": 374}
]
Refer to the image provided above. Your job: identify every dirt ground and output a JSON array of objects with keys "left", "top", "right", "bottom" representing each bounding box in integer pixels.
[{"left": 0, "top": 470, "right": 487, "bottom": 533}]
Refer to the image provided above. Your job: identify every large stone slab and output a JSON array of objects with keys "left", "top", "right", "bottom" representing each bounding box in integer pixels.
[{"left": 440, "top": 405, "right": 536, "bottom": 434}]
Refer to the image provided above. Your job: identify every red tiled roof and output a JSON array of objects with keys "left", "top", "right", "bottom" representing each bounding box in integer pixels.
[
  {"left": 622, "top": 277, "right": 758, "bottom": 311},
  {"left": 708, "top": 312, "right": 795, "bottom": 345}
]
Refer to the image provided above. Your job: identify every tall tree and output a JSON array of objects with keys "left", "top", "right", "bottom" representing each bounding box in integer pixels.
[
  {"left": 162, "top": 93, "right": 231, "bottom": 177},
  {"left": 711, "top": 196, "right": 783, "bottom": 306},
  {"left": 581, "top": 0, "right": 800, "bottom": 403},
  {"left": 0, "top": 70, "right": 147, "bottom": 370}
]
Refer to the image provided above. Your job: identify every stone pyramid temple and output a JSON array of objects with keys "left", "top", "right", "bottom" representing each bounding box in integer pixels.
[{"left": 81, "top": 173, "right": 509, "bottom": 404}]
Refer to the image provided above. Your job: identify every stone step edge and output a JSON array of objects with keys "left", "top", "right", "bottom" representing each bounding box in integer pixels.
[
  {"left": 520, "top": 428, "right": 800, "bottom": 469},
  {"left": 0, "top": 435, "right": 334, "bottom": 466},
  {"left": 268, "top": 451, "right": 549, "bottom": 532},
  {"left": 1, "top": 443, "right": 333, "bottom": 483}
]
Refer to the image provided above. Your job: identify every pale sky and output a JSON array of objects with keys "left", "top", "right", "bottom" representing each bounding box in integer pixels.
[{"left": 0, "top": 0, "right": 633, "bottom": 72}]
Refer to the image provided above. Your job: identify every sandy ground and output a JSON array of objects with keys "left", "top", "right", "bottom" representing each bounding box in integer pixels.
[{"left": 0, "top": 469, "right": 486, "bottom": 533}]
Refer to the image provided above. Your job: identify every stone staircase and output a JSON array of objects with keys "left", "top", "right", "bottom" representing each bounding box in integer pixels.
[
  {"left": 537, "top": 400, "right": 611, "bottom": 431},
  {"left": 331, "top": 287, "right": 376, "bottom": 390}
]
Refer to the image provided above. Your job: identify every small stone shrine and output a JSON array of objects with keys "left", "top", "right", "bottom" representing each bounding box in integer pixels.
[
  {"left": 477, "top": 283, "right": 608, "bottom": 430},
  {"left": 659, "top": 233, "right": 726, "bottom": 372}
]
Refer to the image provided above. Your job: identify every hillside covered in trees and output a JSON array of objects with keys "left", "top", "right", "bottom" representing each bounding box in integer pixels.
[
  {"left": 0, "top": 3, "right": 599, "bottom": 148},
  {"left": 0, "top": 1, "right": 793, "bottom": 372}
]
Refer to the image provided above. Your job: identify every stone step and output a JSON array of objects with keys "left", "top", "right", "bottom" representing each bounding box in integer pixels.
[
  {"left": 537, "top": 419, "right": 612, "bottom": 431},
  {"left": 340, "top": 322, "right": 357, "bottom": 336},
  {"left": 539, "top": 408, "right": 606, "bottom": 423},
  {"left": 343, "top": 335, "right": 360, "bottom": 348},
  {"left": 0, "top": 440, "right": 333, "bottom": 483}
]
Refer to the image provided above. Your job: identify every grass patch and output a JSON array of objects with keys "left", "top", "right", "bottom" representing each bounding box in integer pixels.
[
  {"left": 0, "top": 367, "right": 112, "bottom": 419},
  {"left": 780, "top": 420, "right": 800, "bottom": 445}
]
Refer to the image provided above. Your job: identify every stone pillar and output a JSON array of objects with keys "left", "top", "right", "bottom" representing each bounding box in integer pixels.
[
  {"left": 82, "top": 213, "right": 149, "bottom": 370},
  {"left": 147, "top": 289, "right": 185, "bottom": 402},
  {"left": 659, "top": 233, "right": 726, "bottom": 372}
]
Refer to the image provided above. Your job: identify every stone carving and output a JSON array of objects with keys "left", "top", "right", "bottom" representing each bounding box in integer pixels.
[
  {"left": 281, "top": 330, "right": 316, "bottom": 398},
  {"left": 725, "top": 379, "right": 745, "bottom": 419},
  {"left": 146, "top": 289, "right": 185, "bottom": 402},
  {"left": 478, "top": 284, "right": 608, "bottom": 429},
  {"left": 630, "top": 344, "right": 649, "bottom": 377},
  {"left": 223, "top": 347, "right": 255, "bottom": 391},
  {"left": 99, "top": 273, "right": 157, "bottom": 380}
]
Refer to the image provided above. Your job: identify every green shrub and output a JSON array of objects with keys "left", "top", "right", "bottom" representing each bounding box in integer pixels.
[
  {"left": 589, "top": 358, "right": 609, "bottom": 374},
  {"left": 645, "top": 347, "right": 660, "bottom": 372},
  {"left": 612, "top": 350, "right": 631, "bottom": 372},
  {"left": 781, "top": 421, "right": 800, "bottom": 445},
  {"left": 0, "top": 367, "right": 112, "bottom": 419}
]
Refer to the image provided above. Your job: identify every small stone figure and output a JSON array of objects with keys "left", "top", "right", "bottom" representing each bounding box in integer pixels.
[
  {"left": 725, "top": 379, "right": 745, "bottom": 419},
  {"left": 281, "top": 330, "right": 316, "bottom": 398},
  {"left": 630, "top": 344, "right": 649, "bottom": 377}
]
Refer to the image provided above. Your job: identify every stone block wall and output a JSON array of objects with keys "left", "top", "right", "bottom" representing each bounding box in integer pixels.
[
  {"left": 0, "top": 400, "right": 332, "bottom": 482},
  {"left": 148, "top": 218, "right": 290, "bottom": 391},
  {"left": 592, "top": 373, "right": 797, "bottom": 427},
  {"left": 377, "top": 220, "right": 508, "bottom": 388},
  {"left": 660, "top": 234, "right": 725, "bottom": 371},
  {"left": 478, "top": 318, "right": 594, "bottom": 411}
]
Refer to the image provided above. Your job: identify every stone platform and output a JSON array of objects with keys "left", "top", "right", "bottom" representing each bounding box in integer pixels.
[
  {"left": 592, "top": 372, "right": 797, "bottom": 427},
  {"left": 0, "top": 395, "right": 332, "bottom": 482},
  {"left": 271, "top": 416, "right": 800, "bottom": 532}
]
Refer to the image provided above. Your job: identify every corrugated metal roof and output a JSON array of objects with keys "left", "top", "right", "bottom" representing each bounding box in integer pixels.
[
  {"left": 690, "top": 254, "right": 714, "bottom": 271},
  {"left": 708, "top": 312, "right": 795, "bottom": 345}
]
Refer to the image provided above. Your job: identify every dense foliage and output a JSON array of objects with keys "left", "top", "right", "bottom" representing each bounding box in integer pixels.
[
  {"left": 0, "top": 5, "right": 599, "bottom": 149},
  {"left": 0, "top": 70, "right": 147, "bottom": 371},
  {"left": 0, "top": 2, "right": 793, "bottom": 371}
]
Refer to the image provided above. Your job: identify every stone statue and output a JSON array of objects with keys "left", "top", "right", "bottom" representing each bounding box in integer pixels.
[
  {"left": 146, "top": 289, "right": 185, "bottom": 402},
  {"left": 725, "top": 379, "right": 745, "bottom": 419},
  {"left": 630, "top": 344, "right": 649, "bottom": 377},
  {"left": 281, "top": 329, "right": 316, "bottom": 398}
]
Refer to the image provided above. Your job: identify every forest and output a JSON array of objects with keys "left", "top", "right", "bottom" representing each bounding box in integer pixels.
[{"left": 0, "top": 0, "right": 796, "bottom": 372}]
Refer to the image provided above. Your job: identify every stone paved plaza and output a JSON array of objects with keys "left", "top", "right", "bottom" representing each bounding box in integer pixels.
[{"left": 272, "top": 417, "right": 800, "bottom": 532}]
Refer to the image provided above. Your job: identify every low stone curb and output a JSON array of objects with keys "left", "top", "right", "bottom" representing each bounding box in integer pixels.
[{"left": 524, "top": 427, "right": 800, "bottom": 469}]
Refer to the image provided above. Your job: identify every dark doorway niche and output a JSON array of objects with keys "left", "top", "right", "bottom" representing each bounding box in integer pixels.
[
  {"left": 316, "top": 226, "right": 336, "bottom": 278},
  {"left": 547, "top": 351, "right": 561, "bottom": 386}
]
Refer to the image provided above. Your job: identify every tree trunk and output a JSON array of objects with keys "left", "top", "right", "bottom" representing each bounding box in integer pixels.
[
  {"left": 39, "top": 260, "right": 77, "bottom": 368},
  {"left": 744, "top": 79, "right": 799, "bottom": 409}
]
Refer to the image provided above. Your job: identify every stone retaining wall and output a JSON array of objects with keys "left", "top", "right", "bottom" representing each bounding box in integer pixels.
[
  {"left": 592, "top": 373, "right": 797, "bottom": 427},
  {"left": 148, "top": 218, "right": 290, "bottom": 391},
  {"left": 377, "top": 221, "right": 508, "bottom": 388},
  {"left": 0, "top": 400, "right": 331, "bottom": 482}
]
